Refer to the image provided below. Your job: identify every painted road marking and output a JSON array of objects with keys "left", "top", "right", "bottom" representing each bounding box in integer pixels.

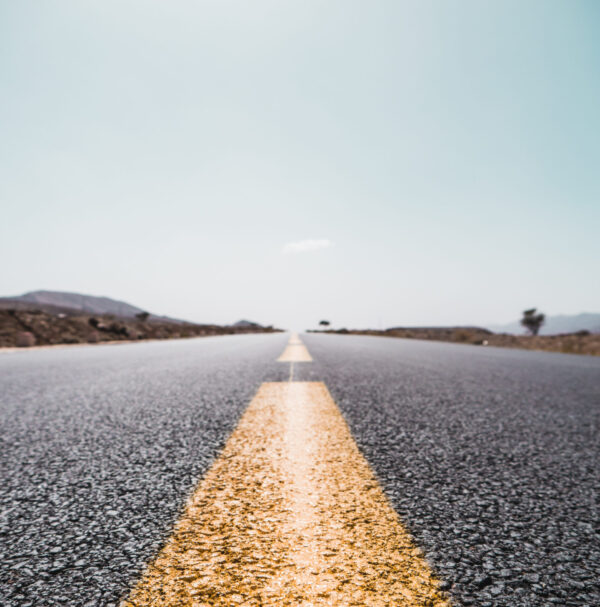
[
  {"left": 277, "top": 332, "right": 313, "bottom": 362},
  {"left": 122, "top": 382, "right": 450, "bottom": 606},
  {"left": 288, "top": 332, "right": 303, "bottom": 345}
]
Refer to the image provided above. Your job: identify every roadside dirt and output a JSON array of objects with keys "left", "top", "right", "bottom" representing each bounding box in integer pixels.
[
  {"left": 312, "top": 327, "right": 600, "bottom": 356},
  {"left": 0, "top": 309, "right": 280, "bottom": 348}
]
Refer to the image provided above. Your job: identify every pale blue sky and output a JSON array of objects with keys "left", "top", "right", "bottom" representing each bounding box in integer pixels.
[{"left": 1, "top": 1, "right": 599, "bottom": 329}]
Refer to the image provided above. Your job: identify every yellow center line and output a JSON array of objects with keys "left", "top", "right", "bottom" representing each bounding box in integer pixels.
[
  {"left": 277, "top": 332, "right": 313, "bottom": 362},
  {"left": 288, "top": 332, "right": 303, "bottom": 345},
  {"left": 121, "top": 382, "right": 450, "bottom": 606}
]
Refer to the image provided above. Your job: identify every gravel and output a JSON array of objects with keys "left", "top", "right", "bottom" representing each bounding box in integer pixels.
[{"left": 299, "top": 333, "right": 600, "bottom": 607}]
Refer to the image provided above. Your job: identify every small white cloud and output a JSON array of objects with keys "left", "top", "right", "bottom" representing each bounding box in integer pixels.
[{"left": 282, "top": 239, "right": 333, "bottom": 254}]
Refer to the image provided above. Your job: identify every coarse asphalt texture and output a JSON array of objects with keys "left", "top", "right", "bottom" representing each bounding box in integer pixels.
[
  {"left": 298, "top": 334, "right": 600, "bottom": 607},
  {"left": 1, "top": 332, "right": 599, "bottom": 606},
  {"left": 0, "top": 334, "right": 289, "bottom": 607}
]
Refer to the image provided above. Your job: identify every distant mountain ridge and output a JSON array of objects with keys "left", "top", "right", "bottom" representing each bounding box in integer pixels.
[
  {"left": 0, "top": 290, "right": 265, "bottom": 328},
  {"left": 488, "top": 313, "right": 600, "bottom": 335},
  {"left": 233, "top": 319, "right": 262, "bottom": 328},
  {"left": 0, "top": 290, "right": 185, "bottom": 322},
  {"left": 5, "top": 290, "right": 145, "bottom": 317}
]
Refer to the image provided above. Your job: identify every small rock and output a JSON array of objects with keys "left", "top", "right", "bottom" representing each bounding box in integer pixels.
[
  {"left": 16, "top": 332, "right": 36, "bottom": 347},
  {"left": 474, "top": 574, "right": 492, "bottom": 589}
]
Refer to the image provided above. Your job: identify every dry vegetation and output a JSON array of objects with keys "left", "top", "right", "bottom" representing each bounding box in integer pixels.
[
  {"left": 310, "top": 327, "right": 600, "bottom": 356},
  {"left": 0, "top": 308, "right": 280, "bottom": 348}
]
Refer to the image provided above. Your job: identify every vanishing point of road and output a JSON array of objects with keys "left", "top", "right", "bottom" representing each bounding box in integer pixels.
[{"left": 1, "top": 332, "right": 598, "bottom": 606}]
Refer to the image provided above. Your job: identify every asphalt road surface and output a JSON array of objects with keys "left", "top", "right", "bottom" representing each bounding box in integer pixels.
[{"left": 1, "top": 333, "right": 599, "bottom": 606}]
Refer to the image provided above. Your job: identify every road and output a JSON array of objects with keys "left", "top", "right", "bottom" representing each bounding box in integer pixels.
[{"left": 1, "top": 333, "right": 598, "bottom": 606}]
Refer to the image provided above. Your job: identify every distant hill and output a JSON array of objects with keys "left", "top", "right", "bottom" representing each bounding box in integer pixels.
[
  {"left": 0, "top": 290, "right": 269, "bottom": 328},
  {"left": 0, "top": 290, "right": 145, "bottom": 317},
  {"left": 0, "top": 290, "right": 189, "bottom": 323},
  {"left": 233, "top": 319, "right": 262, "bottom": 328},
  {"left": 488, "top": 313, "right": 600, "bottom": 335}
]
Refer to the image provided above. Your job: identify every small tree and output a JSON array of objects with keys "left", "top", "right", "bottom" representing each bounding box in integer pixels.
[
  {"left": 521, "top": 308, "right": 545, "bottom": 336},
  {"left": 319, "top": 320, "right": 330, "bottom": 328},
  {"left": 135, "top": 311, "right": 150, "bottom": 322}
]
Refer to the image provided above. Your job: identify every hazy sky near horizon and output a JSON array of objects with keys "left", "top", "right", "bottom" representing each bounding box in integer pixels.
[{"left": 2, "top": 1, "right": 599, "bottom": 329}]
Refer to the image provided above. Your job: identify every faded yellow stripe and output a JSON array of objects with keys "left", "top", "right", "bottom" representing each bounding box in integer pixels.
[
  {"left": 277, "top": 332, "right": 313, "bottom": 362},
  {"left": 122, "top": 382, "right": 450, "bottom": 606},
  {"left": 288, "top": 332, "right": 303, "bottom": 345},
  {"left": 277, "top": 344, "right": 312, "bottom": 362}
]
